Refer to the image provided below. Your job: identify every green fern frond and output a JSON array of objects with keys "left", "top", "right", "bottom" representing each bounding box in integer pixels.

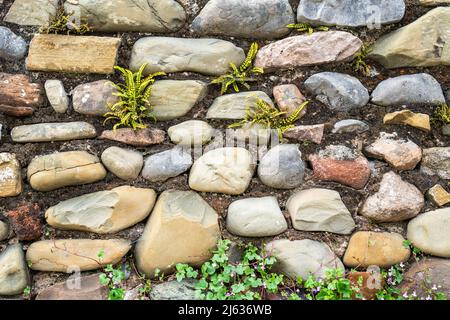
[
  {"left": 103, "top": 64, "right": 165, "bottom": 130},
  {"left": 229, "top": 96, "right": 309, "bottom": 141},
  {"left": 287, "top": 23, "right": 329, "bottom": 35},
  {"left": 353, "top": 44, "right": 373, "bottom": 76},
  {"left": 211, "top": 42, "right": 264, "bottom": 95}
]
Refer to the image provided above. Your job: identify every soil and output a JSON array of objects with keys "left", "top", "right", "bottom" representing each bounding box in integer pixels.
[{"left": 0, "top": 0, "right": 449, "bottom": 299}]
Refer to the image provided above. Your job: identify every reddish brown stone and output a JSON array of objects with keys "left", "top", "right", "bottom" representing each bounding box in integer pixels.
[
  {"left": 283, "top": 124, "right": 324, "bottom": 144},
  {"left": 273, "top": 84, "right": 307, "bottom": 117},
  {"left": 0, "top": 73, "right": 43, "bottom": 116},
  {"left": 399, "top": 258, "right": 450, "bottom": 298},
  {"left": 6, "top": 203, "right": 43, "bottom": 241},
  {"left": 99, "top": 128, "right": 165, "bottom": 147},
  {"left": 348, "top": 271, "right": 385, "bottom": 300},
  {"left": 36, "top": 274, "right": 107, "bottom": 300},
  {"left": 308, "top": 153, "right": 371, "bottom": 189}
]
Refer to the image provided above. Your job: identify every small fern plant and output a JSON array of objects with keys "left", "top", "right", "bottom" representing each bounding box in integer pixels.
[
  {"left": 229, "top": 96, "right": 309, "bottom": 141},
  {"left": 103, "top": 64, "right": 165, "bottom": 130},
  {"left": 431, "top": 103, "right": 450, "bottom": 127},
  {"left": 353, "top": 44, "right": 372, "bottom": 76},
  {"left": 39, "top": 3, "right": 91, "bottom": 35},
  {"left": 211, "top": 42, "right": 264, "bottom": 95},
  {"left": 287, "top": 23, "right": 329, "bottom": 35}
]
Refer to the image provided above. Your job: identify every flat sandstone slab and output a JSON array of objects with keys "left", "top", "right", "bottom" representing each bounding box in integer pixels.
[{"left": 26, "top": 34, "right": 121, "bottom": 74}]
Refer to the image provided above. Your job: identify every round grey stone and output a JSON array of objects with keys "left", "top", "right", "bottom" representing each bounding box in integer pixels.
[
  {"left": 304, "top": 72, "right": 370, "bottom": 111},
  {"left": 101, "top": 147, "right": 144, "bottom": 180},
  {"left": 258, "top": 144, "right": 305, "bottom": 189},
  {"left": 142, "top": 147, "right": 193, "bottom": 182},
  {"left": 0, "top": 26, "right": 27, "bottom": 61}
]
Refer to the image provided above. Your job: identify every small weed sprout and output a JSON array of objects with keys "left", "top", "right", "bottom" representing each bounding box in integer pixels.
[
  {"left": 287, "top": 23, "right": 329, "bottom": 35},
  {"left": 39, "top": 3, "right": 91, "bottom": 35},
  {"left": 103, "top": 64, "right": 166, "bottom": 130},
  {"left": 175, "top": 240, "right": 283, "bottom": 300},
  {"left": 99, "top": 264, "right": 127, "bottom": 300},
  {"left": 229, "top": 96, "right": 309, "bottom": 140},
  {"left": 431, "top": 103, "right": 450, "bottom": 127},
  {"left": 211, "top": 42, "right": 264, "bottom": 95},
  {"left": 353, "top": 44, "right": 372, "bottom": 76}
]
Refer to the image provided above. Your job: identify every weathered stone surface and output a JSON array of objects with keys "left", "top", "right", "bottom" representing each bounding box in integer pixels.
[
  {"left": 226, "top": 196, "right": 287, "bottom": 237},
  {"left": 206, "top": 91, "right": 273, "bottom": 120},
  {"left": 419, "top": 0, "right": 450, "bottom": 4},
  {"left": 427, "top": 184, "right": 450, "bottom": 207},
  {"left": 130, "top": 37, "right": 245, "bottom": 76},
  {"left": 6, "top": 203, "right": 43, "bottom": 241},
  {"left": 0, "top": 73, "right": 43, "bottom": 116},
  {"left": 4, "top": 0, "right": 58, "bottom": 26},
  {"left": 150, "top": 280, "right": 197, "bottom": 300},
  {"left": 421, "top": 147, "right": 450, "bottom": 179},
  {"left": 0, "top": 153, "right": 22, "bottom": 197},
  {"left": 231, "top": 123, "right": 272, "bottom": 145},
  {"left": 384, "top": 110, "right": 431, "bottom": 132},
  {"left": 27, "top": 151, "right": 107, "bottom": 192},
  {"left": 332, "top": 119, "right": 369, "bottom": 134},
  {"left": 344, "top": 232, "right": 410, "bottom": 268},
  {"left": 142, "top": 147, "right": 192, "bottom": 182},
  {"left": 72, "top": 80, "right": 118, "bottom": 116},
  {"left": 135, "top": 190, "right": 220, "bottom": 277},
  {"left": 298, "top": 0, "right": 405, "bottom": 27},
  {"left": 282, "top": 124, "right": 324, "bottom": 144},
  {"left": 0, "top": 244, "right": 29, "bottom": 296},
  {"left": 46, "top": 186, "right": 156, "bottom": 234},
  {"left": 266, "top": 239, "right": 344, "bottom": 279},
  {"left": 258, "top": 144, "right": 305, "bottom": 189},
  {"left": 27, "top": 239, "right": 131, "bottom": 272},
  {"left": 254, "top": 32, "right": 362, "bottom": 72},
  {"left": 168, "top": 120, "right": 213, "bottom": 146},
  {"left": 360, "top": 172, "right": 424, "bottom": 223},
  {"left": 150, "top": 80, "right": 208, "bottom": 120},
  {"left": 0, "top": 26, "right": 27, "bottom": 60},
  {"left": 65, "top": 0, "right": 186, "bottom": 33},
  {"left": 36, "top": 274, "right": 107, "bottom": 300},
  {"left": 0, "top": 220, "right": 9, "bottom": 241},
  {"left": 364, "top": 132, "right": 422, "bottom": 170},
  {"left": 370, "top": 7, "right": 450, "bottom": 68},
  {"left": 44, "top": 80, "right": 68, "bottom": 113},
  {"left": 443, "top": 125, "right": 450, "bottom": 136},
  {"left": 11, "top": 122, "right": 97, "bottom": 143},
  {"left": 101, "top": 147, "right": 143, "bottom": 180},
  {"left": 189, "top": 148, "right": 255, "bottom": 195},
  {"left": 99, "top": 128, "right": 165, "bottom": 147},
  {"left": 273, "top": 84, "right": 307, "bottom": 117},
  {"left": 407, "top": 208, "right": 450, "bottom": 258},
  {"left": 308, "top": 145, "right": 371, "bottom": 189},
  {"left": 287, "top": 188, "right": 356, "bottom": 235},
  {"left": 304, "top": 72, "right": 369, "bottom": 112},
  {"left": 191, "top": 0, "right": 294, "bottom": 39},
  {"left": 399, "top": 258, "right": 450, "bottom": 299},
  {"left": 371, "top": 74, "right": 445, "bottom": 106},
  {"left": 27, "top": 34, "right": 121, "bottom": 74}
]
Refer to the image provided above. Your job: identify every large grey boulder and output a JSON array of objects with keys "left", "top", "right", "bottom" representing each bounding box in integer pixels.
[{"left": 191, "top": 0, "right": 294, "bottom": 39}]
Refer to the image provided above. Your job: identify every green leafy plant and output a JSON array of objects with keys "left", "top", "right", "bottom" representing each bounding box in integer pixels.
[
  {"left": 175, "top": 240, "right": 284, "bottom": 300},
  {"left": 229, "top": 96, "right": 309, "bottom": 140},
  {"left": 431, "top": 103, "right": 450, "bottom": 127},
  {"left": 287, "top": 23, "right": 329, "bottom": 35},
  {"left": 103, "top": 64, "right": 165, "bottom": 130},
  {"left": 39, "top": 2, "right": 91, "bottom": 35},
  {"left": 211, "top": 42, "right": 264, "bottom": 94},
  {"left": 286, "top": 268, "right": 362, "bottom": 300},
  {"left": 403, "top": 240, "right": 423, "bottom": 262},
  {"left": 99, "top": 264, "right": 127, "bottom": 300},
  {"left": 353, "top": 44, "right": 372, "bottom": 76}
]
